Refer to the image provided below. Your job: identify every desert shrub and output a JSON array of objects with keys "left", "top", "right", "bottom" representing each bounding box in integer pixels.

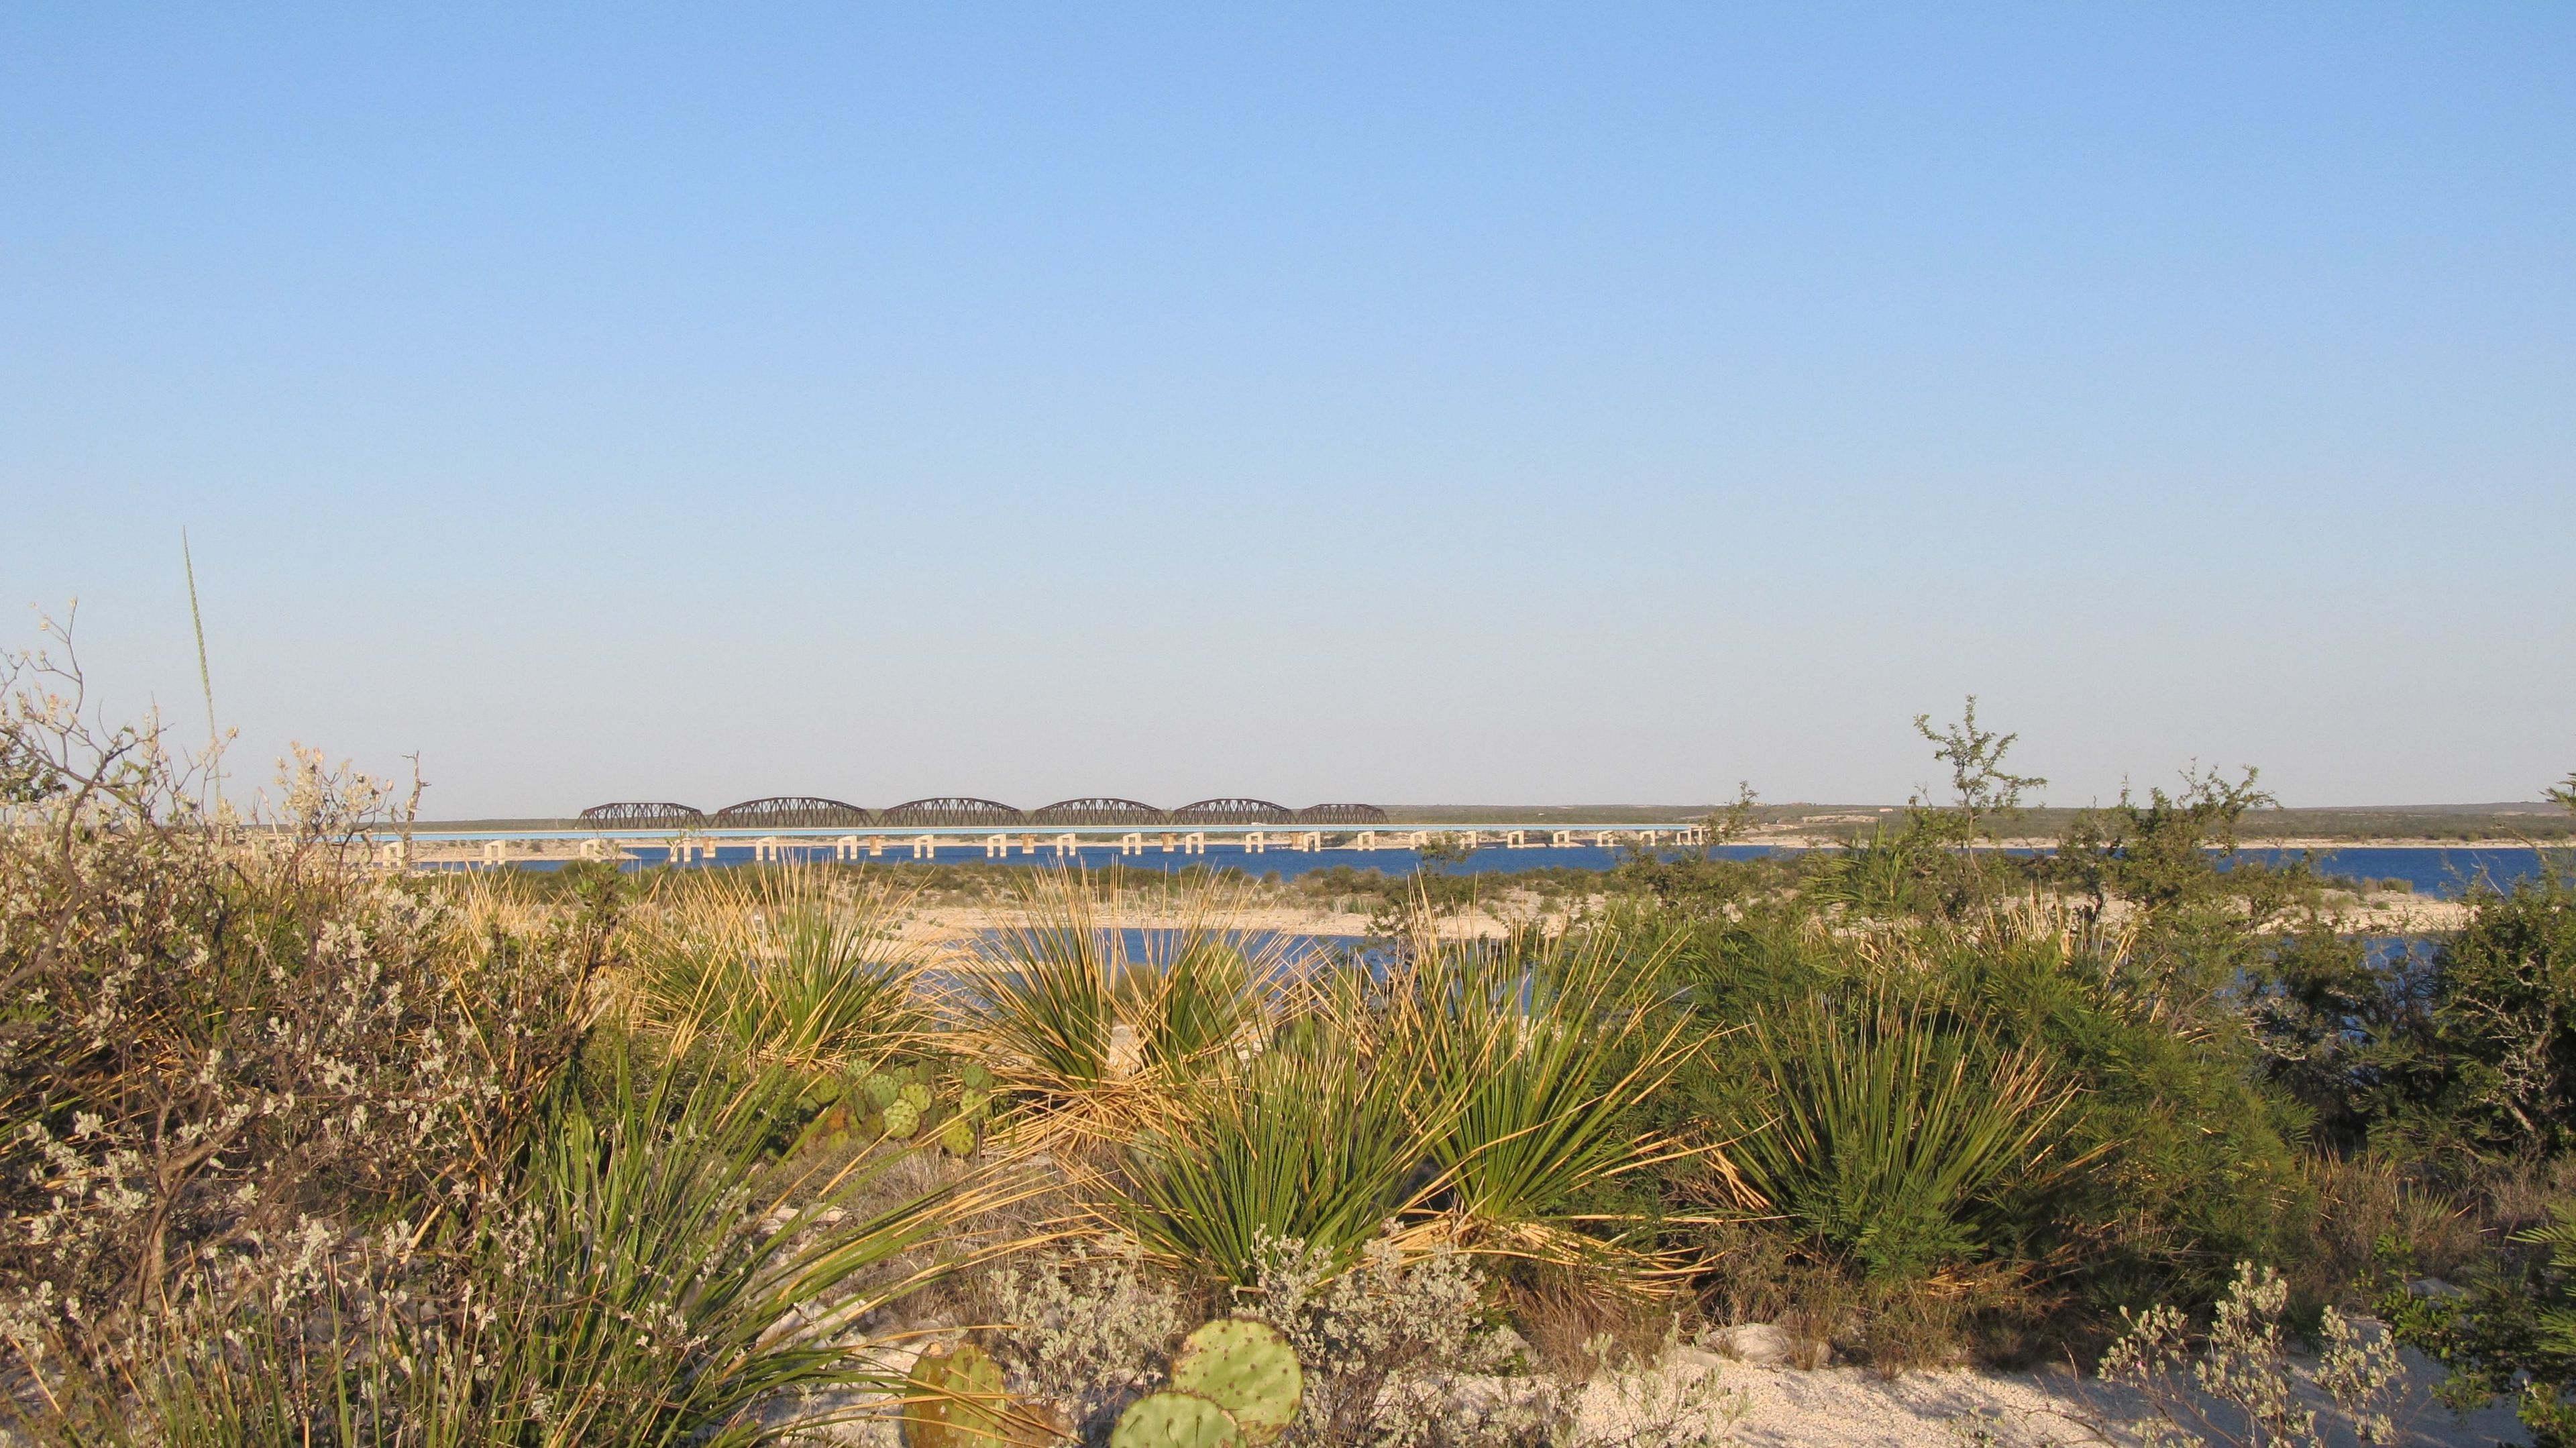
[
  {"left": 2385, "top": 1190, "right": 2576, "bottom": 1447},
  {"left": 1662, "top": 900, "right": 2316, "bottom": 1343},
  {"left": 984, "top": 1245, "right": 1192, "bottom": 1435},
  {"left": 0, "top": 631, "right": 604, "bottom": 1390},
  {"left": 60, "top": 1045, "right": 969, "bottom": 1446},
  {"left": 2104, "top": 1261, "right": 2408, "bottom": 1448},
  {"left": 1247, "top": 1232, "right": 1543, "bottom": 1448},
  {"left": 2391, "top": 868, "right": 2576, "bottom": 1162}
]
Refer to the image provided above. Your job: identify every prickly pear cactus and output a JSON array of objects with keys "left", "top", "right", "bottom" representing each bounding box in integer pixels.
[
  {"left": 882, "top": 1097, "right": 922, "bottom": 1139},
  {"left": 900, "top": 1080, "right": 933, "bottom": 1113},
  {"left": 959, "top": 1062, "right": 993, "bottom": 1090},
  {"left": 1111, "top": 1392, "right": 1241, "bottom": 1448},
  {"left": 957, "top": 1086, "right": 991, "bottom": 1121},
  {"left": 864, "top": 1072, "right": 901, "bottom": 1110},
  {"left": 939, "top": 1116, "right": 976, "bottom": 1157},
  {"left": 901, "top": 1342, "right": 1008, "bottom": 1448},
  {"left": 1168, "top": 1319, "right": 1301, "bottom": 1446}
]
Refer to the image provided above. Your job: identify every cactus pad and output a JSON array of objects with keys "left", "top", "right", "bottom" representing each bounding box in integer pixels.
[
  {"left": 864, "top": 1073, "right": 901, "bottom": 1110},
  {"left": 1168, "top": 1319, "right": 1301, "bottom": 1445},
  {"left": 902, "top": 1343, "right": 1009, "bottom": 1448},
  {"left": 882, "top": 1098, "right": 921, "bottom": 1139},
  {"left": 959, "top": 1062, "right": 993, "bottom": 1090},
  {"left": 958, "top": 1086, "right": 991, "bottom": 1120},
  {"left": 1111, "top": 1392, "right": 1242, "bottom": 1448},
  {"left": 940, "top": 1116, "right": 976, "bottom": 1157},
  {"left": 901, "top": 1080, "right": 933, "bottom": 1111}
]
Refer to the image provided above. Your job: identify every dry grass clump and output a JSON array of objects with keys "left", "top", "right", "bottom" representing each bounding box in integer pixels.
[{"left": 626, "top": 866, "right": 933, "bottom": 1070}]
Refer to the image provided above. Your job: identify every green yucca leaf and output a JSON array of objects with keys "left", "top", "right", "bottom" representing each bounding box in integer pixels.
[
  {"left": 1383, "top": 920, "right": 1703, "bottom": 1244},
  {"left": 1122, "top": 1031, "right": 1444, "bottom": 1286},
  {"left": 1729, "top": 989, "right": 2074, "bottom": 1283}
]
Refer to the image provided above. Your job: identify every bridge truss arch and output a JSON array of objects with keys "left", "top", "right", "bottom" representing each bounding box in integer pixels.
[
  {"left": 878, "top": 797, "right": 1028, "bottom": 827},
  {"left": 1169, "top": 798, "right": 1297, "bottom": 825},
  {"left": 1028, "top": 797, "right": 1168, "bottom": 827},
  {"left": 712, "top": 796, "right": 875, "bottom": 828},
  {"left": 1294, "top": 803, "right": 1390, "bottom": 825},
  {"left": 580, "top": 802, "right": 705, "bottom": 828}
]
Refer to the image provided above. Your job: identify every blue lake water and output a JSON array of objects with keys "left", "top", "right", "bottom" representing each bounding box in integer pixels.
[{"left": 587, "top": 840, "right": 2564, "bottom": 900}]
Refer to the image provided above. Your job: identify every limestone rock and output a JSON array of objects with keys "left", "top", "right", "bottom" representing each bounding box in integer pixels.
[{"left": 1703, "top": 1324, "right": 1796, "bottom": 1366}]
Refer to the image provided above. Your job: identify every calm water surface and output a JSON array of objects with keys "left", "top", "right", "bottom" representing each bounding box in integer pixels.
[{"left": 600, "top": 841, "right": 2561, "bottom": 899}]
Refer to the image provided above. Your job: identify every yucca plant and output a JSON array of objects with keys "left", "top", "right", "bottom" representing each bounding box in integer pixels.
[
  {"left": 629, "top": 867, "right": 930, "bottom": 1070},
  {"left": 1120, "top": 1028, "right": 1448, "bottom": 1286},
  {"left": 960, "top": 870, "right": 1124, "bottom": 1098},
  {"left": 1727, "top": 988, "right": 2076, "bottom": 1284},
  {"left": 1132, "top": 914, "right": 1277, "bottom": 1074},
  {"left": 959, "top": 871, "right": 1289, "bottom": 1145},
  {"left": 1376, "top": 914, "right": 1709, "bottom": 1261}
]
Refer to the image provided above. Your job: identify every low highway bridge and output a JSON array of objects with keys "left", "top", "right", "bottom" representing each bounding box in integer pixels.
[{"left": 369, "top": 815, "right": 1709, "bottom": 870}]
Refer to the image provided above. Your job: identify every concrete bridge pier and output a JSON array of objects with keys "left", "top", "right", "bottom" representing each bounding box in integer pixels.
[{"left": 1119, "top": 833, "right": 1144, "bottom": 856}]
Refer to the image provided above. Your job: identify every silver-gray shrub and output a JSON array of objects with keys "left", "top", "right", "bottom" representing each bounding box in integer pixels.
[
  {"left": 1247, "top": 1231, "right": 1544, "bottom": 1448},
  {"left": 2099, "top": 1261, "right": 2410, "bottom": 1448},
  {"left": 0, "top": 628, "right": 602, "bottom": 1405},
  {"left": 985, "top": 1245, "right": 1190, "bottom": 1433}
]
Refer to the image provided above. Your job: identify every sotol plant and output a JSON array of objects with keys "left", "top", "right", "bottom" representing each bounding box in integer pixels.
[{"left": 1112, "top": 1319, "right": 1303, "bottom": 1448}]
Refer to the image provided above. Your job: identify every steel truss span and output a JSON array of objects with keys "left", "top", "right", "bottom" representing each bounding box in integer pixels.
[
  {"left": 1293, "top": 803, "right": 1390, "bottom": 825},
  {"left": 878, "top": 796, "right": 1028, "bottom": 827},
  {"left": 1028, "top": 797, "right": 1168, "bottom": 827},
  {"left": 576, "top": 797, "right": 1387, "bottom": 829},
  {"left": 579, "top": 802, "right": 706, "bottom": 827},
  {"left": 1167, "top": 798, "right": 1297, "bottom": 825},
  {"left": 712, "top": 796, "right": 874, "bottom": 827}
]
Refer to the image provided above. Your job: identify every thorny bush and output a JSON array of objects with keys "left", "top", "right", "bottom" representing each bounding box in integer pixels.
[{"left": 0, "top": 623, "right": 604, "bottom": 1398}]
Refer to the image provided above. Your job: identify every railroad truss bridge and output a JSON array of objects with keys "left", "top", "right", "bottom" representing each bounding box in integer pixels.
[{"left": 369, "top": 795, "right": 1707, "bottom": 868}]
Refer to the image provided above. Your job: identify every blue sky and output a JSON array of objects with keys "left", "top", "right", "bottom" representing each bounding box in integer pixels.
[{"left": 5, "top": 5, "right": 2570, "bottom": 815}]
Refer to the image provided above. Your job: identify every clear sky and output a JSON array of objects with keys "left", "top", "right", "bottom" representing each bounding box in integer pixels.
[{"left": 4, "top": 5, "right": 2571, "bottom": 817}]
